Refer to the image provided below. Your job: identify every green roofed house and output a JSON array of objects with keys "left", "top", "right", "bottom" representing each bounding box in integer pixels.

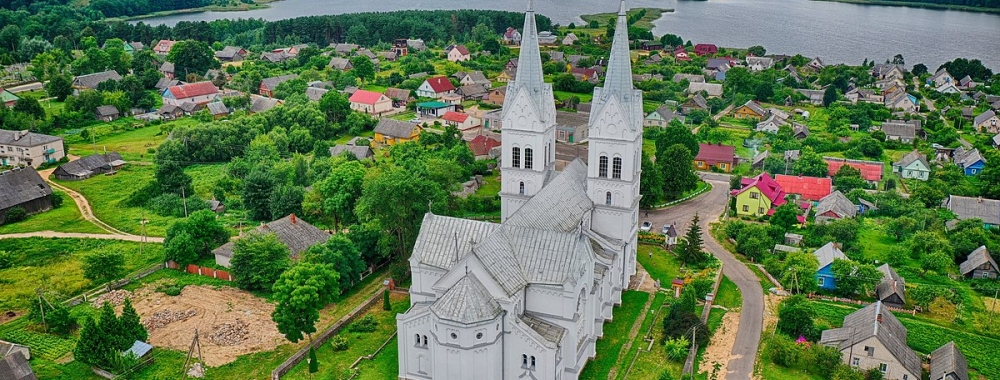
[
  {"left": 0, "top": 89, "right": 18, "bottom": 107},
  {"left": 416, "top": 101, "right": 457, "bottom": 118}
]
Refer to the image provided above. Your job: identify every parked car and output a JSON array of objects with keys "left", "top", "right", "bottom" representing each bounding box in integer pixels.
[{"left": 640, "top": 221, "right": 652, "bottom": 232}]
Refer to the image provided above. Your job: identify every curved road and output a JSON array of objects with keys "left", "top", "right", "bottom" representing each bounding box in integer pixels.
[{"left": 643, "top": 173, "right": 764, "bottom": 380}]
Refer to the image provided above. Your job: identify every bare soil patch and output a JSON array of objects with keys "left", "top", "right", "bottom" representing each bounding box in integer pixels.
[
  {"left": 700, "top": 310, "right": 740, "bottom": 380},
  {"left": 127, "top": 284, "right": 285, "bottom": 366}
]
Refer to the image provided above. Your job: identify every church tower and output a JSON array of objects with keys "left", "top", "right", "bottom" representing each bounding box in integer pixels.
[
  {"left": 587, "top": 0, "right": 642, "bottom": 274},
  {"left": 498, "top": 0, "right": 557, "bottom": 222}
]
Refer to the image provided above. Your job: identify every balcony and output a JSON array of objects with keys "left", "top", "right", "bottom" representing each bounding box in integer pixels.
[{"left": 44, "top": 148, "right": 56, "bottom": 154}]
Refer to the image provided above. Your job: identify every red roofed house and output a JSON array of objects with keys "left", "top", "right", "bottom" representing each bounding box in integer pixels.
[
  {"left": 674, "top": 46, "right": 691, "bottom": 62},
  {"left": 694, "top": 143, "right": 738, "bottom": 172},
  {"left": 694, "top": 44, "right": 718, "bottom": 56},
  {"left": 447, "top": 45, "right": 471, "bottom": 62},
  {"left": 153, "top": 40, "right": 177, "bottom": 57},
  {"left": 571, "top": 67, "right": 600, "bottom": 83},
  {"left": 442, "top": 111, "right": 480, "bottom": 132},
  {"left": 731, "top": 173, "right": 786, "bottom": 217},
  {"left": 349, "top": 90, "right": 393, "bottom": 115},
  {"left": 468, "top": 135, "right": 501, "bottom": 160},
  {"left": 774, "top": 174, "right": 833, "bottom": 201},
  {"left": 824, "top": 157, "right": 884, "bottom": 183},
  {"left": 417, "top": 76, "right": 456, "bottom": 99},
  {"left": 161, "top": 81, "right": 220, "bottom": 107}
]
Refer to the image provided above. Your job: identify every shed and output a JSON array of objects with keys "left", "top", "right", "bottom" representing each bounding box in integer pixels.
[
  {"left": 53, "top": 152, "right": 126, "bottom": 180},
  {"left": 213, "top": 214, "right": 330, "bottom": 267},
  {"left": 329, "top": 145, "right": 374, "bottom": 160},
  {"left": 94, "top": 105, "right": 120, "bottom": 122},
  {"left": 122, "top": 340, "right": 153, "bottom": 361},
  {"left": 959, "top": 246, "right": 999, "bottom": 279},
  {"left": 875, "top": 264, "right": 906, "bottom": 307},
  {"left": 0, "top": 167, "right": 54, "bottom": 224},
  {"left": 206, "top": 102, "right": 229, "bottom": 118}
]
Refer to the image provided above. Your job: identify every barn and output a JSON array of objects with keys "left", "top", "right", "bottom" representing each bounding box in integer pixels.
[
  {"left": 53, "top": 152, "right": 126, "bottom": 181},
  {"left": 0, "top": 167, "right": 53, "bottom": 224}
]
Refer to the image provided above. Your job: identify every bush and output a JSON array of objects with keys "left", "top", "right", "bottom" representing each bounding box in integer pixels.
[
  {"left": 0, "top": 251, "right": 11, "bottom": 270},
  {"left": 3, "top": 207, "right": 27, "bottom": 224},
  {"left": 51, "top": 192, "right": 64, "bottom": 208},
  {"left": 330, "top": 335, "right": 349, "bottom": 351},
  {"left": 156, "top": 281, "right": 183, "bottom": 296},
  {"left": 664, "top": 336, "right": 690, "bottom": 361},
  {"left": 348, "top": 315, "right": 378, "bottom": 333}
]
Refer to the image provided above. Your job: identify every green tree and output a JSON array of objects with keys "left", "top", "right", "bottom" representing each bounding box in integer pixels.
[
  {"left": 660, "top": 144, "right": 698, "bottom": 200},
  {"left": 747, "top": 45, "right": 766, "bottom": 57},
  {"left": 164, "top": 230, "right": 199, "bottom": 266},
  {"left": 822, "top": 86, "right": 838, "bottom": 107},
  {"left": 383, "top": 289, "right": 391, "bottom": 311},
  {"left": 676, "top": 214, "right": 708, "bottom": 267},
  {"left": 230, "top": 233, "right": 291, "bottom": 291},
  {"left": 317, "top": 160, "right": 367, "bottom": 228},
  {"left": 830, "top": 259, "right": 882, "bottom": 296},
  {"left": 119, "top": 298, "right": 148, "bottom": 345},
  {"left": 793, "top": 147, "right": 828, "bottom": 177},
  {"left": 318, "top": 90, "right": 351, "bottom": 123},
  {"left": 639, "top": 151, "right": 664, "bottom": 207},
  {"left": 309, "top": 347, "right": 319, "bottom": 374},
  {"left": 355, "top": 165, "right": 448, "bottom": 256},
  {"left": 912, "top": 63, "right": 928, "bottom": 76},
  {"left": 350, "top": 56, "right": 376, "bottom": 83},
  {"left": 269, "top": 185, "right": 304, "bottom": 220},
  {"left": 165, "top": 40, "right": 220, "bottom": 78},
  {"left": 303, "top": 235, "right": 366, "bottom": 291},
  {"left": 920, "top": 251, "right": 952, "bottom": 276},
  {"left": 45, "top": 74, "right": 73, "bottom": 101},
  {"left": 776, "top": 295, "right": 818, "bottom": 341},
  {"left": 155, "top": 160, "right": 193, "bottom": 196},
  {"left": 656, "top": 121, "right": 700, "bottom": 156},
  {"left": 271, "top": 262, "right": 340, "bottom": 343},
  {"left": 883, "top": 216, "right": 917, "bottom": 241},
  {"left": 911, "top": 180, "right": 946, "bottom": 208},
  {"left": 243, "top": 168, "right": 277, "bottom": 221},
  {"left": 978, "top": 150, "right": 1000, "bottom": 199},
  {"left": 769, "top": 203, "right": 800, "bottom": 231},
  {"left": 83, "top": 251, "right": 125, "bottom": 290},
  {"left": 164, "top": 210, "right": 229, "bottom": 261},
  {"left": 780, "top": 252, "right": 819, "bottom": 294},
  {"left": 74, "top": 316, "right": 108, "bottom": 367},
  {"left": 12, "top": 96, "right": 44, "bottom": 119},
  {"left": 832, "top": 165, "right": 865, "bottom": 193}
]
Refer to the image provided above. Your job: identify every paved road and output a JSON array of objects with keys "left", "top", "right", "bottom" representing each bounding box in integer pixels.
[
  {"left": 6, "top": 81, "right": 43, "bottom": 93},
  {"left": 0, "top": 231, "right": 163, "bottom": 243},
  {"left": 643, "top": 173, "right": 764, "bottom": 380}
]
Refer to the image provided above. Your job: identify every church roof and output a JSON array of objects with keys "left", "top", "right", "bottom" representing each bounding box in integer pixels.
[
  {"left": 504, "top": 159, "right": 593, "bottom": 232},
  {"left": 412, "top": 214, "right": 497, "bottom": 270},
  {"left": 520, "top": 313, "right": 567, "bottom": 346},
  {"left": 430, "top": 273, "right": 503, "bottom": 324}
]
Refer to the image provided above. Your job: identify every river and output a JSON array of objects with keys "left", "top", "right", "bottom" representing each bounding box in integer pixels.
[{"left": 139, "top": 0, "right": 1000, "bottom": 71}]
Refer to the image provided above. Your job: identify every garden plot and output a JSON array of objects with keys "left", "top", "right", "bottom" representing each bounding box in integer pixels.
[{"left": 127, "top": 284, "right": 285, "bottom": 366}]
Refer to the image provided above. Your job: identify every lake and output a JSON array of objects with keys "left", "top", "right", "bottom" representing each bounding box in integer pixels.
[{"left": 139, "top": 0, "right": 1000, "bottom": 70}]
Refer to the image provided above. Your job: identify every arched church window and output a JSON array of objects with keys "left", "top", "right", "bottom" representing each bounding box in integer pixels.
[
  {"left": 599, "top": 155, "right": 608, "bottom": 177},
  {"left": 524, "top": 148, "right": 533, "bottom": 169},
  {"left": 422, "top": 335, "right": 428, "bottom": 346},
  {"left": 612, "top": 157, "right": 622, "bottom": 179},
  {"left": 606, "top": 192, "right": 612, "bottom": 205},
  {"left": 519, "top": 182, "right": 525, "bottom": 195},
  {"left": 522, "top": 354, "right": 528, "bottom": 368},
  {"left": 530, "top": 356, "right": 536, "bottom": 370},
  {"left": 512, "top": 147, "right": 521, "bottom": 168},
  {"left": 415, "top": 334, "right": 420, "bottom": 346}
]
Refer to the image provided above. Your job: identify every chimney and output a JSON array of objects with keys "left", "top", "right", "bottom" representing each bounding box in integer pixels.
[
  {"left": 893, "top": 280, "right": 897, "bottom": 292},
  {"left": 877, "top": 313, "right": 883, "bottom": 324},
  {"left": 833, "top": 242, "right": 842, "bottom": 250},
  {"left": 290, "top": 213, "right": 297, "bottom": 224}
]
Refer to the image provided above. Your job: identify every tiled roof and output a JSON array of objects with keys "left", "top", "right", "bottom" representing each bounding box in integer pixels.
[
  {"left": 695, "top": 143, "right": 736, "bottom": 166},
  {"left": 774, "top": 174, "right": 832, "bottom": 201},
  {"left": 449, "top": 45, "right": 470, "bottom": 55},
  {"left": 348, "top": 90, "right": 385, "bottom": 105},
  {"left": 424, "top": 76, "right": 456, "bottom": 93},
  {"left": 166, "top": 82, "right": 219, "bottom": 99},
  {"left": 824, "top": 157, "right": 883, "bottom": 182},
  {"left": 468, "top": 135, "right": 501, "bottom": 156},
  {"left": 0, "top": 167, "right": 52, "bottom": 211}
]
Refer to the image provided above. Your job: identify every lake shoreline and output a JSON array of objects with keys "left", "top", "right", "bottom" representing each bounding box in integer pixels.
[
  {"left": 113, "top": 0, "right": 282, "bottom": 22},
  {"left": 809, "top": 0, "right": 1000, "bottom": 14}
]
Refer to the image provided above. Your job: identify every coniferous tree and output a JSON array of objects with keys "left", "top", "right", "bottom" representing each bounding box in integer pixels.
[
  {"left": 119, "top": 298, "right": 148, "bottom": 345},
  {"left": 383, "top": 289, "right": 391, "bottom": 311},
  {"left": 676, "top": 214, "right": 708, "bottom": 267}
]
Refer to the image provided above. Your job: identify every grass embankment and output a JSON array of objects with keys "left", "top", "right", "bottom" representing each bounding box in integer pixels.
[
  {"left": 810, "top": 0, "right": 1000, "bottom": 13},
  {"left": 578, "top": 8, "right": 673, "bottom": 32},
  {"left": 107, "top": 0, "right": 277, "bottom": 21},
  {"left": 578, "top": 290, "right": 652, "bottom": 380},
  {"left": 63, "top": 121, "right": 180, "bottom": 162},
  {"left": 0, "top": 190, "right": 104, "bottom": 234}
]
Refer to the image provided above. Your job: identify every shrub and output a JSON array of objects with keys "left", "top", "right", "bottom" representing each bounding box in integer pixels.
[
  {"left": 3, "top": 207, "right": 27, "bottom": 224},
  {"left": 348, "top": 315, "right": 378, "bottom": 333},
  {"left": 51, "top": 192, "right": 63, "bottom": 208},
  {"left": 330, "top": 335, "right": 349, "bottom": 351},
  {"left": 0, "top": 251, "right": 11, "bottom": 270},
  {"left": 664, "top": 336, "right": 690, "bottom": 361}
]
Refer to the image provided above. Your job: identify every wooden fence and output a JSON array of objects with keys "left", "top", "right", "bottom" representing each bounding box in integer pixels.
[
  {"left": 63, "top": 262, "right": 165, "bottom": 307},
  {"left": 165, "top": 261, "right": 233, "bottom": 281}
]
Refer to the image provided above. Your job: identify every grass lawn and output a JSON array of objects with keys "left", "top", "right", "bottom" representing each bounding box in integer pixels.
[
  {"left": 578, "top": 290, "right": 650, "bottom": 380},
  {"left": 354, "top": 336, "right": 399, "bottom": 380},
  {"left": 638, "top": 244, "right": 682, "bottom": 283},
  {"left": 63, "top": 120, "right": 188, "bottom": 162},
  {"left": 333, "top": 131, "right": 376, "bottom": 145},
  {"left": 714, "top": 276, "right": 742, "bottom": 309},
  {"left": 554, "top": 90, "right": 593, "bottom": 104},
  {"left": 55, "top": 163, "right": 227, "bottom": 236},
  {"left": 0, "top": 190, "right": 104, "bottom": 234},
  {"left": 613, "top": 292, "right": 673, "bottom": 380},
  {"left": 624, "top": 296, "right": 683, "bottom": 380},
  {"left": 0, "top": 237, "right": 164, "bottom": 311}
]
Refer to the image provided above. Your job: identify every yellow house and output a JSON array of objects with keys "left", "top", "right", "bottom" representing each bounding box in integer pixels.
[
  {"left": 733, "top": 100, "right": 767, "bottom": 120},
  {"left": 373, "top": 119, "right": 422, "bottom": 146},
  {"left": 497, "top": 70, "right": 514, "bottom": 83},
  {"left": 731, "top": 173, "right": 786, "bottom": 217}
]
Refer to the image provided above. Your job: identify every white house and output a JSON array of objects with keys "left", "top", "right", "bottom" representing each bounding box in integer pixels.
[
  {"left": 161, "top": 81, "right": 220, "bottom": 107},
  {"left": 417, "top": 76, "right": 457, "bottom": 99},
  {"left": 348, "top": 90, "right": 394, "bottom": 115},
  {"left": 397, "top": 2, "right": 641, "bottom": 379},
  {"left": 447, "top": 45, "right": 471, "bottom": 62},
  {"left": 0, "top": 130, "right": 64, "bottom": 168}
]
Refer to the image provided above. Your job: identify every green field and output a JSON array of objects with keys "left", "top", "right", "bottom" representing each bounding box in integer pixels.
[
  {"left": 0, "top": 238, "right": 164, "bottom": 311},
  {"left": 714, "top": 276, "right": 742, "bottom": 309},
  {"left": 63, "top": 121, "right": 189, "bottom": 162},
  {"left": 638, "top": 244, "right": 682, "bottom": 283},
  {"left": 579, "top": 290, "right": 651, "bottom": 380},
  {"left": 0, "top": 190, "right": 104, "bottom": 234}
]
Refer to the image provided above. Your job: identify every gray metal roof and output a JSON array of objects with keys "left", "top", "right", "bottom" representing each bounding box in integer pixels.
[
  {"left": 930, "top": 341, "right": 969, "bottom": 380},
  {"left": 72, "top": 70, "right": 122, "bottom": 89},
  {"left": 430, "top": 273, "right": 502, "bottom": 324},
  {"left": 250, "top": 96, "right": 280, "bottom": 113},
  {"left": 819, "top": 302, "right": 921, "bottom": 378},
  {"left": 876, "top": 264, "right": 905, "bottom": 304},
  {"left": 953, "top": 147, "right": 985, "bottom": 169},
  {"left": 95, "top": 105, "right": 119, "bottom": 116},
  {"left": 122, "top": 340, "right": 152, "bottom": 358},
  {"left": 0, "top": 168, "right": 52, "bottom": 211},
  {"left": 520, "top": 312, "right": 567, "bottom": 346},
  {"left": 0, "top": 350, "right": 35, "bottom": 380},
  {"left": 305, "top": 87, "right": 329, "bottom": 101},
  {"left": 881, "top": 122, "right": 915, "bottom": 139},
  {"left": 329, "top": 145, "right": 373, "bottom": 160},
  {"left": 374, "top": 119, "right": 419, "bottom": 139},
  {"left": 206, "top": 102, "right": 229, "bottom": 115},
  {"left": 945, "top": 195, "right": 1000, "bottom": 226},
  {"left": 55, "top": 152, "right": 124, "bottom": 177},
  {"left": 212, "top": 214, "right": 329, "bottom": 258},
  {"left": 812, "top": 242, "right": 847, "bottom": 269},
  {"left": 505, "top": 159, "right": 592, "bottom": 232},
  {"left": 411, "top": 213, "right": 498, "bottom": 270},
  {"left": 959, "top": 246, "right": 998, "bottom": 276},
  {"left": 816, "top": 191, "right": 857, "bottom": 219},
  {"left": 260, "top": 74, "right": 298, "bottom": 91},
  {"left": 0, "top": 130, "right": 62, "bottom": 148}
]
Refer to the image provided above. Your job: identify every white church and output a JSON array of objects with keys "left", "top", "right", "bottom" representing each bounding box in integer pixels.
[{"left": 396, "top": 0, "right": 643, "bottom": 378}]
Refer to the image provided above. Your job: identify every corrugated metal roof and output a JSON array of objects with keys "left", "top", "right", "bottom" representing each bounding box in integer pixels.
[{"left": 430, "top": 273, "right": 502, "bottom": 324}]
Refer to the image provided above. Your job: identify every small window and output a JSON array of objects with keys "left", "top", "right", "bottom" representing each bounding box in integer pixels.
[
  {"left": 450, "top": 332, "right": 457, "bottom": 340},
  {"left": 742, "top": 205, "right": 749, "bottom": 212},
  {"left": 879, "top": 363, "right": 887, "bottom": 374},
  {"left": 758, "top": 207, "right": 765, "bottom": 214},
  {"left": 851, "top": 357, "right": 860, "bottom": 367},
  {"left": 519, "top": 182, "right": 525, "bottom": 195},
  {"left": 512, "top": 147, "right": 521, "bottom": 168},
  {"left": 750, "top": 192, "right": 759, "bottom": 199},
  {"left": 524, "top": 148, "right": 533, "bottom": 169},
  {"left": 522, "top": 354, "right": 528, "bottom": 367},
  {"left": 903, "top": 375, "right": 908, "bottom": 380},
  {"left": 422, "top": 335, "right": 428, "bottom": 346},
  {"left": 612, "top": 157, "right": 622, "bottom": 179},
  {"left": 599, "top": 155, "right": 608, "bottom": 177},
  {"left": 415, "top": 334, "right": 420, "bottom": 346},
  {"left": 530, "top": 356, "right": 536, "bottom": 370},
  {"left": 476, "top": 332, "right": 483, "bottom": 340},
  {"left": 818, "top": 277, "right": 826, "bottom": 286},
  {"left": 606, "top": 192, "right": 612, "bottom": 205},
  {"left": 864, "top": 346, "right": 874, "bottom": 356}
]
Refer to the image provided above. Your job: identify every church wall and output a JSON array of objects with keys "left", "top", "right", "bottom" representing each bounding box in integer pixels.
[
  {"left": 508, "top": 322, "right": 558, "bottom": 380},
  {"left": 430, "top": 316, "right": 504, "bottom": 380},
  {"left": 409, "top": 262, "right": 446, "bottom": 304},
  {"left": 399, "top": 311, "right": 434, "bottom": 379}
]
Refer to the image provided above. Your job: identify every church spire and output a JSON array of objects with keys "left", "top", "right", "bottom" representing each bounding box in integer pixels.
[
  {"left": 506, "top": 0, "right": 551, "bottom": 123},
  {"left": 603, "top": 0, "right": 634, "bottom": 102}
]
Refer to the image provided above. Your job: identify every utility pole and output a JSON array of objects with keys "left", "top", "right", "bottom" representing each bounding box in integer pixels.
[
  {"left": 181, "top": 187, "right": 189, "bottom": 217},
  {"left": 140, "top": 210, "right": 147, "bottom": 255},
  {"left": 989, "top": 288, "right": 999, "bottom": 325}
]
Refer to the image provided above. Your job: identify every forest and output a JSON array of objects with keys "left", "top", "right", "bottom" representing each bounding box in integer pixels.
[{"left": 881, "top": 0, "right": 1000, "bottom": 8}]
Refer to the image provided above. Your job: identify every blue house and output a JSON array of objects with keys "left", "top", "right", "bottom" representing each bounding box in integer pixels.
[
  {"left": 954, "top": 147, "right": 986, "bottom": 176},
  {"left": 813, "top": 242, "right": 847, "bottom": 290}
]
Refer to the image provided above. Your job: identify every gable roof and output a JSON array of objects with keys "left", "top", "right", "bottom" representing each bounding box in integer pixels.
[
  {"left": 448, "top": 45, "right": 471, "bottom": 56},
  {"left": 430, "top": 273, "right": 502, "bottom": 324},
  {"left": 819, "top": 302, "right": 921, "bottom": 377},
  {"left": 687, "top": 82, "right": 723, "bottom": 97},
  {"left": 95, "top": 105, "right": 119, "bottom": 116},
  {"left": 520, "top": 312, "right": 568, "bottom": 346},
  {"left": 166, "top": 82, "right": 219, "bottom": 99},
  {"left": 260, "top": 74, "right": 298, "bottom": 91},
  {"left": 824, "top": 157, "right": 883, "bottom": 182},
  {"left": 930, "top": 342, "right": 969, "bottom": 380},
  {"left": 123, "top": 340, "right": 153, "bottom": 358},
  {"left": 730, "top": 173, "right": 786, "bottom": 206},
  {"left": 384, "top": 88, "right": 411, "bottom": 100},
  {"left": 468, "top": 135, "right": 501, "bottom": 156},
  {"left": 739, "top": 100, "right": 767, "bottom": 116},
  {"left": 0, "top": 167, "right": 52, "bottom": 211},
  {"left": 206, "top": 102, "right": 229, "bottom": 116},
  {"left": 212, "top": 214, "right": 329, "bottom": 259},
  {"left": 457, "top": 84, "right": 488, "bottom": 98},
  {"left": 328, "top": 57, "right": 353, "bottom": 70},
  {"left": 159, "top": 61, "right": 174, "bottom": 73},
  {"left": 893, "top": 150, "right": 929, "bottom": 171},
  {"left": 0, "top": 351, "right": 36, "bottom": 380},
  {"left": 953, "top": 147, "right": 986, "bottom": 169},
  {"left": 250, "top": 96, "right": 280, "bottom": 113},
  {"left": 55, "top": 152, "right": 124, "bottom": 177},
  {"left": 442, "top": 111, "right": 470, "bottom": 123},
  {"left": 305, "top": 87, "right": 329, "bottom": 101},
  {"left": 813, "top": 242, "right": 847, "bottom": 269},
  {"left": 374, "top": 119, "right": 419, "bottom": 138},
  {"left": 424, "top": 76, "right": 456, "bottom": 93},
  {"left": 975, "top": 110, "right": 997, "bottom": 126},
  {"left": 816, "top": 191, "right": 857, "bottom": 219},
  {"left": 215, "top": 46, "right": 245, "bottom": 59},
  {"left": 945, "top": 195, "right": 1000, "bottom": 225},
  {"left": 505, "top": 160, "right": 593, "bottom": 233},
  {"left": 329, "top": 144, "right": 373, "bottom": 160},
  {"left": 881, "top": 121, "right": 916, "bottom": 139},
  {"left": 876, "top": 264, "right": 905, "bottom": 304},
  {"left": 348, "top": 90, "right": 386, "bottom": 105},
  {"left": 695, "top": 143, "right": 736, "bottom": 165},
  {"left": 959, "top": 246, "right": 998, "bottom": 276},
  {"left": 72, "top": 70, "right": 122, "bottom": 89},
  {"left": 685, "top": 94, "right": 708, "bottom": 110},
  {"left": 774, "top": 174, "right": 832, "bottom": 201}
]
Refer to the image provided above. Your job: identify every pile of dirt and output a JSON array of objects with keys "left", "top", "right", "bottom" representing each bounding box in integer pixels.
[
  {"left": 143, "top": 309, "right": 197, "bottom": 331},
  {"left": 209, "top": 319, "right": 250, "bottom": 346},
  {"left": 91, "top": 290, "right": 132, "bottom": 307}
]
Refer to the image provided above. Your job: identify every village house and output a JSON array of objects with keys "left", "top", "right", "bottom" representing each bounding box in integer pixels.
[
  {"left": 456, "top": 84, "right": 489, "bottom": 101},
  {"left": 875, "top": 264, "right": 905, "bottom": 308},
  {"left": 825, "top": 157, "right": 884, "bottom": 183},
  {"left": 331, "top": 43, "right": 358, "bottom": 55},
  {"left": 157, "top": 104, "right": 182, "bottom": 120},
  {"left": 952, "top": 147, "right": 986, "bottom": 176},
  {"left": 446, "top": 45, "right": 471, "bottom": 62},
  {"left": 892, "top": 151, "right": 930, "bottom": 181},
  {"left": 813, "top": 242, "right": 848, "bottom": 290},
  {"left": 214, "top": 46, "right": 247, "bottom": 62},
  {"left": 745, "top": 56, "right": 774, "bottom": 71},
  {"left": 158, "top": 62, "right": 175, "bottom": 80},
  {"left": 162, "top": 82, "right": 220, "bottom": 107},
  {"left": 871, "top": 64, "right": 905, "bottom": 80},
  {"left": 329, "top": 141, "right": 374, "bottom": 161},
  {"left": 94, "top": 105, "right": 120, "bottom": 122},
  {"left": 673, "top": 73, "right": 705, "bottom": 83},
  {"left": 845, "top": 88, "right": 884, "bottom": 105},
  {"left": 502, "top": 27, "right": 522, "bottom": 45},
  {"left": 72, "top": 70, "right": 122, "bottom": 91},
  {"left": 943, "top": 195, "right": 1000, "bottom": 228},
  {"left": 0, "top": 89, "right": 18, "bottom": 107},
  {"left": 814, "top": 191, "right": 857, "bottom": 223},
  {"left": 0, "top": 167, "right": 53, "bottom": 224},
  {"left": 644, "top": 105, "right": 685, "bottom": 127},
  {"left": 755, "top": 115, "right": 789, "bottom": 133},
  {"left": 384, "top": 88, "right": 413, "bottom": 107},
  {"left": 0, "top": 130, "right": 64, "bottom": 168},
  {"left": 259, "top": 74, "right": 297, "bottom": 98},
  {"left": 457, "top": 71, "right": 492, "bottom": 89},
  {"left": 555, "top": 111, "right": 589, "bottom": 143},
  {"left": 417, "top": 76, "right": 457, "bottom": 99},
  {"left": 820, "top": 301, "right": 921, "bottom": 380},
  {"left": 681, "top": 95, "right": 709, "bottom": 115},
  {"left": 687, "top": 82, "right": 723, "bottom": 97},
  {"left": 349, "top": 90, "right": 393, "bottom": 116},
  {"left": 249, "top": 95, "right": 281, "bottom": 114},
  {"left": 468, "top": 134, "right": 502, "bottom": 160},
  {"left": 485, "top": 86, "right": 507, "bottom": 106},
  {"left": 207, "top": 102, "right": 229, "bottom": 118},
  {"left": 731, "top": 173, "right": 786, "bottom": 217},
  {"left": 884, "top": 91, "right": 919, "bottom": 113},
  {"left": 774, "top": 174, "right": 832, "bottom": 201},
  {"left": 536, "top": 31, "right": 557, "bottom": 45},
  {"left": 796, "top": 89, "right": 825, "bottom": 106},
  {"left": 328, "top": 57, "right": 353, "bottom": 71},
  {"left": 960, "top": 246, "right": 999, "bottom": 279},
  {"left": 930, "top": 342, "right": 969, "bottom": 380},
  {"left": 496, "top": 70, "right": 515, "bottom": 83},
  {"left": 936, "top": 81, "right": 962, "bottom": 94},
  {"left": 694, "top": 143, "right": 738, "bottom": 172},
  {"left": 751, "top": 150, "right": 769, "bottom": 169},
  {"left": 373, "top": 119, "right": 421, "bottom": 146},
  {"left": 305, "top": 87, "right": 329, "bottom": 102},
  {"left": 694, "top": 44, "right": 717, "bottom": 56},
  {"left": 442, "top": 111, "right": 481, "bottom": 133},
  {"left": 562, "top": 33, "right": 578, "bottom": 45},
  {"left": 974, "top": 110, "right": 999, "bottom": 133},
  {"left": 733, "top": 100, "right": 768, "bottom": 120},
  {"left": 416, "top": 101, "right": 457, "bottom": 118},
  {"left": 152, "top": 40, "right": 176, "bottom": 56},
  {"left": 958, "top": 75, "right": 976, "bottom": 90},
  {"left": 929, "top": 68, "right": 956, "bottom": 87},
  {"left": 881, "top": 121, "right": 916, "bottom": 143},
  {"left": 213, "top": 214, "right": 329, "bottom": 268}
]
